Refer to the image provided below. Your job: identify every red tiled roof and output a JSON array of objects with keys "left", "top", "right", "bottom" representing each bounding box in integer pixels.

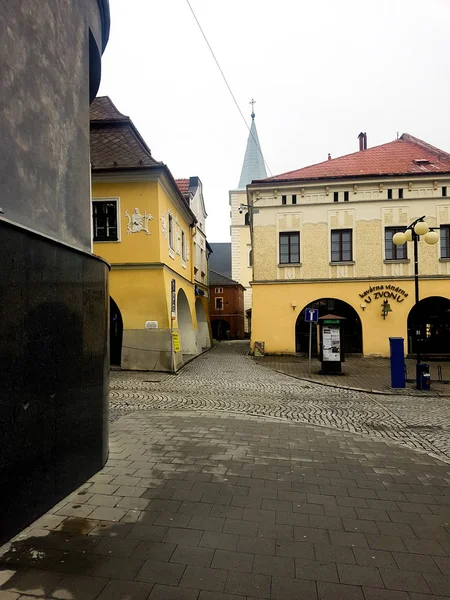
[
  {"left": 90, "top": 96, "right": 160, "bottom": 170},
  {"left": 258, "top": 134, "right": 450, "bottom": 184},
  {"left": 176, "top": 179, "right": 190, "bottom": 194}
]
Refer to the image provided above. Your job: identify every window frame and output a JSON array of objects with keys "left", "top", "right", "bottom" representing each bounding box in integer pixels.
[
  {"left": 344, "top": 191, "right": 349, "bottom": 202},
  {"left": 215, "top": 287, "right": 223, "bottom": 294},
  {"left": 440, "top": 225, "right": 450, "bottom": 258},
  {"left": 168, "top": 213, "right": 174, "bottom": 250},
  {"left": 330, "top": 229, "right": 353, "bottom": 263},
  {"left": 333, "top": 192, "right": 339, "bottom": 203},
  {"left": 181, "top": 229, "right": 186, "bottom": 261},
  {"left": 92, "top": 198, "right": 120, "bottom": 242},
  {"left": 385, "top": 227, "right": 408, "bottom": 261},
  {"left": 215, "top": 297, "right": 223, "bottom": 310},
  {"left": 279, "top": 231, "right": 300, "bottom": 265},
  {"left": 281, "top": 195, "right": 287, "bottom": 205}
]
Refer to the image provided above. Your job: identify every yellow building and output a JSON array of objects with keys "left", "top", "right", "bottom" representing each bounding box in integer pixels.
[
  {"left": 90, "top": 97, "right": 211, "bottom": 371},
  {"left": 248, "top": 133, "right": 450, "bottom": 358}
]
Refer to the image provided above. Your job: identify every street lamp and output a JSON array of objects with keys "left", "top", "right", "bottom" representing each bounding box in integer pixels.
[{"left": 393, "top": 215, "right": 439, "bottom": 368}]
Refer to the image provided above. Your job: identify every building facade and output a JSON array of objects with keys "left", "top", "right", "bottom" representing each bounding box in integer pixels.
[
  {"left": 249, "top": 133, "right": 450, "bottom": 358},
  {"left": 91, "top": 97, "right": 210, "bottom": 371},
  {"left": 0, "top": 0, "right": 110, "bottom": 545},
  {"left": 230, "top": 105, "right": 267, "bottom": 333},
  {"left": 209, "top": 271, "right": 245, "bottom": 340}
]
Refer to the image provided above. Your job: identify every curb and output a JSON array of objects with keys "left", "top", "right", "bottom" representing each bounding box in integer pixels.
[{"left": 266, "top": 368, "right": 450, "bottom": 399}]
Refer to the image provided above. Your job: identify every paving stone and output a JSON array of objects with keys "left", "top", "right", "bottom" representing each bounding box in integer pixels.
[
  {"left": 96, "top": 580, "right": 153, "bottom": 600},
  {"left": 163, "top": 528, "right": 202, "bottom": 546},
  {"left": 337, "top": 563, "right": 384, "bottom": 588},
  {"left": 366, "top": 534, "right": 407, "bottom": 552},
  {"left": 352, "top": 548, "right": 397, "bottom": 569},
  {"left": 225, "top": 571, "right": 271, "bottom": 598},
  {"left": 317, "top": 580, "right": 364, "bottom": 599},
  {"left": 148, "top": 584, "right": 199, "bottom": 599},
  {"left": 379, "top": 569, "right": 430, "bottom": 593},
  {"left": 423, "top": 572, "right": 450, "bottom": 596},
  {"left": 200, "top": 531, "right": 238, "bottom": 551},
  {"left": 362, "top": 588, "right": 409, "bottom": 600},
  {"left": 295, "top": 558, "right": 339, "bottom": 582},
  {"left": 87, "top": 507, "right": 127, "bottom": 522},
  {"left": 294, "top": 526, "right": 330, "bottom": 544},
  {"left": 314, "top": 543, "right": 355, "bottom": 565},
  {"left": 188, "top": 515, "right": 224, "bottom": 532},
  {"left": 132, "top": 541, "right": 176, "bottom": 562},
  {"left": 179, "top": 565, "right": 227, "bottom": 592},
  {"left": 223, "top": 518, "right": 258, "bottom": 536},
  {"left": 393, "top": 551, "right": 441, "bottom": 573},
  {"left": 136, "top": 559, "right": 185, "bottom": 585},
  {"left": 253, "top": 554, "right": 294, "bottom": 577},
  {"left": 93, "top": 555, "right": 145, "bottom": 580},
  {"left": 48, "top": 574, "right": 107, "bottom": 599},
  {"left": 211, "top": 549, "right": 254, "bottom": 573}
]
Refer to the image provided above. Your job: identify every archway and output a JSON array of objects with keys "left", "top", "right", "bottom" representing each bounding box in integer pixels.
[
  {"left": 177, "top": 289, "right": 197, "bottom": 355},
  {"left": 211, "top": 319, "right": 230, "bottom": 341},
  {"left": 110, "top": 297, "right": 123, "bottom": 366},
  {"left": 195, "top": 298, "right": 211, "bottom": 350},
  {"left": 407, "top": 296, "right": 450, "bottom": 356},
  {"left": 295, "top": 298, "right": 363, "bottom": 355}
]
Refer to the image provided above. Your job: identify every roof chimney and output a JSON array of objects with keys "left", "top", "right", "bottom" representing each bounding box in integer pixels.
[
  {"left": 358, "top": 132, "right": 365, "bottom": 151},
  {"left": 327, "top": 153, "right": 331, "bottom": 161},
  {"left": 363, "top": 132, "right": 367, "bottom": 150}
]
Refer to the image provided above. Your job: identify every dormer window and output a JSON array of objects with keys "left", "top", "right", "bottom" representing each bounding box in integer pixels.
[{"left": 414, "top": 158, "right": 431, "bottom": 165}]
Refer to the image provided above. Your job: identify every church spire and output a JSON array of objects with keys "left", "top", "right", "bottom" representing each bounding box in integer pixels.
[{"left": 238, "top": 99, "right": 267, "bottom": 189}]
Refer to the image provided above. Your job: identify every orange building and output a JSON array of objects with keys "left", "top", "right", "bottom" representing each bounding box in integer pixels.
[{"left": 209, "top": 271, "right": 245, "bottom": 340}]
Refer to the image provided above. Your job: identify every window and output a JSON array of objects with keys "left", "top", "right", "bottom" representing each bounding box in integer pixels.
[
  {"left": 168, "top": 213, "right": 174, "bottom": 249},
  {"left": 344, "top": 191, "right": 349, "bottom": 202},
  {"left": 215, "top": 287, "right": 223, "bottom": 294},
  {"left": 181, "top": 230, "right": 186, "bottom": 261},
  {"left": 443, "top": 187, "right": 447, "bottom": 197},
  {"left": 282, "top": 195, "right": 287, "bottom": 205},
  {"left": 385, "top": 227, "right": 407, "bottom": 260},
  {"left": 279, "top": 232, "right": 300, "bottom": 264},
  {"left": 440, "top": 225, "right": 450, "bottom": 258},
  {"left": 215, "top": 297, "right": 223, "bottom": 310},
  {"left": 388, "top": 189, "right": 393, "bottom": 200},
  {"left": 398, "top": 188, "right": 403, "bottom": 199},
  {"left": 92, "top": 200, "right": 118, "bottom": 241},
  {"left": 244, "top": 212, "right": 250, "bottom": 225},
  {"left": 292, "top": 194, "right": 297, "bottom": 205},
  {"left": 333, "top": 192, "right": 339, "bottom": 202},
  {"left": 331, "top": 229, "right": 352, "bottom": 262},
  {"left": 249, "top": 249, "right": 253, "bottom": 267}
]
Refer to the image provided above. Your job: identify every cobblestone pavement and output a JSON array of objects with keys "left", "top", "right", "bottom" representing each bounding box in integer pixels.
[
  {"left": 254, "top": 354, "right": 450, "bottom": 396},
  {"left": 109, "top": 342, "right": 450, "bottom": 463},
  {"left": 2, "top": 410, "right": 450, "bottom": 600}
]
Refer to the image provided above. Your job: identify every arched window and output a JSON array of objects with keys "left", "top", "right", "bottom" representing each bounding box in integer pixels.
[
  {"left": 249, "top": 249, "right": 253, "bottom": 267},
  {"left": 244, "top": 212, "right": 250, "bottom": 225}
]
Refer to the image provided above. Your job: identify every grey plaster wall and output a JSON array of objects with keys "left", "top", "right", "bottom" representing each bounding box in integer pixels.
[{"left": 0, "top": 1, "right": 107, "bottom": 251}]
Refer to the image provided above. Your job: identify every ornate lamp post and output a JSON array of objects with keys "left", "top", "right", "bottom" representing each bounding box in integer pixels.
[{"left": 393, "top": 215, "right": 439, "bottom": 367}]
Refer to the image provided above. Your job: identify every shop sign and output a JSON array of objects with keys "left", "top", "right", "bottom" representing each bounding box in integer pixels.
[{"left": 359, "top": 283, "right": 408, "bottom": 305}]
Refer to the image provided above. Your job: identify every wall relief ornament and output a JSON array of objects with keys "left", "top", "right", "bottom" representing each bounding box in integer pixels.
[
  {"left": 126, "top": 208, "right": 152, "bottom": 235},
  {"left": 161, "top": 213, "right": 167, "bottom": 238}
]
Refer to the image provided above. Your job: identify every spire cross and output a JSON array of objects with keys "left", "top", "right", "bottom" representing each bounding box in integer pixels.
[{"left": 250, "top": 98, "right": 256, "bottom": 118}]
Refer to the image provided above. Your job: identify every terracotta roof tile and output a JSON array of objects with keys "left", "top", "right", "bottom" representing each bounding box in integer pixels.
[
  {"left": 176, "top": 179, "right": 190, "bottom": 194},
  {"left": 259, "top": 134, "right": 450, "bottom": 184}
]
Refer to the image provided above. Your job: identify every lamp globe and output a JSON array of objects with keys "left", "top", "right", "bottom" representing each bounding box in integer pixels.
[
  {"left": 414, "top": 221, "right": 429, "bottom": 236},
  {"left": 393, "top": 231, "right": 407, "bottom": 245},
  {"left": 424, "top": 230, "right": 439, "bottom": 245}
]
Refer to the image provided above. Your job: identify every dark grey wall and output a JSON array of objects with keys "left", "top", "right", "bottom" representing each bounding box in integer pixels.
[{"left": 0, "top": 1, "right": 108, "bottom": 251}]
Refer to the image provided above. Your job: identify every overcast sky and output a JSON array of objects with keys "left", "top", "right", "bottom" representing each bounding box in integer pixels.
[{"left": 99, "top": 0, "right": 450, "bottom": 242}]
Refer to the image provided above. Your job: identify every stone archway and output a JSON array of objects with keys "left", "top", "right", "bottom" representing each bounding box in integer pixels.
[
  {"left": 195, "top": 298, "right": 211, "bottom": 350},
  {"left": 110, "top": 297, "right": 123, "bottom": 366},
  {"left": 177, "top": 289, "right": 197, "bottom": 356},
  {"left": 211, "top": 319, "right": 231, "bottom": 341},
  {"left": 295, "top": 298, "right": 363, "bottom": 355},
  {"left": 407, "top": 296, "right": 450, "bottom": 356}
]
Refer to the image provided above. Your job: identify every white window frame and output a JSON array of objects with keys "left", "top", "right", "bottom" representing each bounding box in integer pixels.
[
  {"left": 92, "top": 197, "right": 121, "bottom": 243},
  {"left": 215, "top": 297, "right": 223, "bottom": 310},
  {"left": 215, "top": 287, "right": 223, "bottom": 294}
]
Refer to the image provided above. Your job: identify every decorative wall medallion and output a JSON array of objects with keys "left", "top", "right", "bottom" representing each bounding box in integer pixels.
[
  {"left": 126, "top": 208, "right": 152, "bottom": 235},
  {"left": 161, "top": 213, "right": 167, "bottom": 238}
]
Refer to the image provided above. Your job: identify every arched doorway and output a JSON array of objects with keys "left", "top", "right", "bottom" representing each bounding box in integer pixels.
[
  {"left": 295, "top": 298, "right": 363, "bottom": 355},
  {"left": 407, "top": 296, "right": 450, "bottom": 356},
  {"left": 211, "top": 319, "right": 230, "bottom": 341},
  {"left": 177, "top": 289, "right": 197, "bottom": 355},
  {"left": 195, "top": 298, "right": 211, "bottom": 350},
  {"left": 110, "top": 297, "right": 123, "bottom": 366}
]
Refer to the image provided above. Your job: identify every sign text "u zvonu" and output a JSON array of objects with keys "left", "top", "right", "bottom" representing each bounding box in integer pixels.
[{"left": 359, "top": 284, "right": 409, "bottom": 304}]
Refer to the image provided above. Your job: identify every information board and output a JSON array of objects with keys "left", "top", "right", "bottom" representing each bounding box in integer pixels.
[
  {"left": 322, "top": 326, "right": 340, "bottom": 362},
  {"left": 172, "top": 331, "right": 181, "bottom": 353}
]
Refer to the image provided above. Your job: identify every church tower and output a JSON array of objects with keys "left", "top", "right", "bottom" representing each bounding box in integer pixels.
[{"left": 230, "top": 100, "right": 267, "bottom": 334}]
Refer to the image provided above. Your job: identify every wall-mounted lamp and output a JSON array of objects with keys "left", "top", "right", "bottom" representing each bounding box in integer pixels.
[
  {"left": 408, "top": 182, "right": 412, "bottom": 192},
  {"left": 301, "top": 188, "right": 305, "bottom": 198},
  {"left": 379, "top": 183, "right": 383, "bottom": 193},
  {"left": 291, "top": 302, "right": 297, "bottom": 310},
  {"left": 353, "top": 185, "right": 358, "bottom": 194},
  {"left": 360, "top": 303, "right": 366, "bottom": 311},
  {"left": 325, "top": 186, "right": 330, "bottom": 196},
  {"left": 381, "top": 299, "right": 392, "bottom": 319}
]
